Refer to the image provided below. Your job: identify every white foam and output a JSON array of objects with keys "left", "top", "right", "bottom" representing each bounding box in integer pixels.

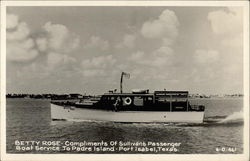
[{"left": 219, "top": 111, "right": 243, "bottom": 123}]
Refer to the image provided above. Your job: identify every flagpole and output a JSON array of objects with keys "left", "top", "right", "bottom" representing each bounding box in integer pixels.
[
  {"left": 120, "top": 72, "right": 130, "bottom": 93},
  {"left": 120, "top": 72, "right": 124, "bottom": 93}
]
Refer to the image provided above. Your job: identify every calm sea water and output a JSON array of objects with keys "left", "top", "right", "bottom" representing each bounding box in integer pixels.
[{"left": 6, "top": 98, "right": 243, "bottom": 154}]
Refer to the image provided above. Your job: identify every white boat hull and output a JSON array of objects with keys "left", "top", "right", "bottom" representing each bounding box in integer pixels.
[{"left": 51, "top": 103, "right": 204, "bottom": 123}]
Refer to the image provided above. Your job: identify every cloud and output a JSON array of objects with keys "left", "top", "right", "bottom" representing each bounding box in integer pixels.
[
  {"left": 84, "top": 36, "right": 109, "bottom": 50},
  {"left": 7, "top": 22, "right": 30, "bottom": 41},
  {"left": 221, "top": 33, "right": 243, "bottom": 48},
  {"left": 129, "top": 51, "right": 144, "bottom": 61},
  {"left": 82, "top": 55, "right": 116, "bottom": 68},
  {"left": 116, "top": 34, "right": 136, "bottom": 49},
  {"left": 81, "top": 55, "right": 116, "bottom": 77},
  {"left": 162, "top": 38, "right": 175, "bottom": 46},
  {"left": 141, "top": 9, "right": 179, "bottom": 39},
  {"left": 137, "top": 9, "right": 179, "bottom": 72},
  {"left": 6, "top": 14, "right": 19, "bottom": 29},
  {"left": 82, "top": 69, "right": 106, "bottom": 77},
  {"left": 43, "top": 22, "right": 69, "bottom": 50},
  {"left": 207, "top": 7, "right": 243, "bottom": 56},
  {"left": 194, "top": 49, "right": 219, "bottom": 64},
  {"left": 208, "top": 7, "right": 242, "bottom": 35},
  {"left": 30, "top": 22, "right": 80, "bottom": 71},
  {"left": 192, "top": 7, "right": 243, "bottom": 89},
  {"left": 129, "top": 51, "right": 150, "bottom": 66},
  {"left": 154, "top": 46, "right": 173, "bottom": 57},
  {"left": 129, "top": 46, "right": 173, "bottom": 68},
  {"left": 151, "top": 46, "right": 173, "bottom": 67},
  {"left": 7, "top": 41, "right": 38, "bottom": 62},
  {"left": 128, "top": 10, "right": 179, "bottom": 82},
  {"left": 6, "top": 14, "right": 38, "bottom": 62},
  {"left": 41, "top": 22, "right": 80, "bottom": 53},
  {"left": 128, "top": 8, "right": 179, "bottom": 77},
  {"left": 6, "top": 14, "right": 79, "bottom": 63},
  {"left": 35, "top": 37, "right": 48, "bottom": 52},
  {"left": 6, "top": 12, "right": 80, "bottom": 80},
  {"left": 47, "top": 52, "right": 76, "bottom": 69},
  {"left": 80, "top": 36, "right": 115, "bottom": 78}
]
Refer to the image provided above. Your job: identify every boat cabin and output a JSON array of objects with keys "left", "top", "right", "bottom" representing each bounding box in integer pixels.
[{"left": 97, "top": 91, "right": 204, "bottom": 112}]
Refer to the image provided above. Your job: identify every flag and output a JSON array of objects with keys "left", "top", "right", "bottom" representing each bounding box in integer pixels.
[{"left": 122, "top": 72, "right": 130, "bottom": 79}]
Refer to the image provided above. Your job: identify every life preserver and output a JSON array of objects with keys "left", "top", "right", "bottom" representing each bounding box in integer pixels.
[{"left": 124, "top": 97, "right": 132, "bottom": 105}]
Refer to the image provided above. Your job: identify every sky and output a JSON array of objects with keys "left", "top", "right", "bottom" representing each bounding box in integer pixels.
[{"left": 6, "top": 6, "right": 244, "bottom": 95}]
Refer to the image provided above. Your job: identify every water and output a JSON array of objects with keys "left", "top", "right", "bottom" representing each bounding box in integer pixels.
[{"left": 6, "top": 98, "right": 243, "bottom": 154}]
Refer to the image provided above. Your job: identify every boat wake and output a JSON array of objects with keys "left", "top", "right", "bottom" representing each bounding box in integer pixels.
[
  {"left": 218, "top": 111, "right": 243, "bottom": 123},
  {"left": 186, "top": 111, "right": 244, "bottom": 127}
]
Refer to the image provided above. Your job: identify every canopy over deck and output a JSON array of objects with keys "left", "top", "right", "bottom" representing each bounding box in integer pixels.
[{"left": 103, "top": 91, "right": 188, "bottom": 98}]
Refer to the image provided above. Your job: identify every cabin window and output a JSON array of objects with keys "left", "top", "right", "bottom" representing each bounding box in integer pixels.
[
  {"left": 101, "top": 96, "right": 106, "bottom": 100},
  {"left": 134, "top": 97, "right": 144, "bottom": 106},
  {"left": 157, "top": 95, "right": 171, "bottom": 102},
  {"left": 172, "top": 101, "right": 188, "bottom": 111}
]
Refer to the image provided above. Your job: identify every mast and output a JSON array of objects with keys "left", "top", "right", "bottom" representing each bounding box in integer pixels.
[
  {"left": 120, "top": 72, "right": 124, "bottom": 93},
  {"left": 120, "top": 72, "right": 130, "bottom": 93}
]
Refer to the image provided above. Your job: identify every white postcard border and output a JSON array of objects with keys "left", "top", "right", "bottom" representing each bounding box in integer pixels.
[{"left": 1, "top": 1, "right": 249, "bottom": 161}]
